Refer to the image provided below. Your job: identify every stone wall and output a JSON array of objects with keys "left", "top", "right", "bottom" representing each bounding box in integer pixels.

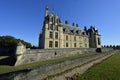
[
  {"left": 13, "top": 50, "right": 116, "bottom": 80},
  {"left": 15, "top": 48, "right": 113, "bottom": 66},
  {"left": 15, "top": 48, "right": 96, "bottom": 65}
]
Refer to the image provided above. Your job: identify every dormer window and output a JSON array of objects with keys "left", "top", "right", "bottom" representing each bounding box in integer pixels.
[
  {"left": 63, "top": 28, "right": 68, "bottom": 33},
  {"left": 49, "top": 24, "right": 53, "bottom": 30},
  {"left": 82, "top": 32, "right": 85, "bottom": 35},
  {"left": 55, "top": 26, "right": 58, "bottom": 31},
  {"left": 63, "top": 28, "right": 65, "bottom": 32},
  {"left": 71, "top": 30, "right": 74, "bottom": 33},
  {"left": 65, "top": 29, "right": 68, "bottom": 33},
  {"left": 76, "top": 31, "right": 78, "bottom": 34}
]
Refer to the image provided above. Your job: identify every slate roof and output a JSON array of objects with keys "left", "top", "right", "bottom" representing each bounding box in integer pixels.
[{"left": 62, "top": 24, "right": 85, "bottom": 35}]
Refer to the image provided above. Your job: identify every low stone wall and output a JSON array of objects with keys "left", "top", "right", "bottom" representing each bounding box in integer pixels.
[
  {"left": 13, "top": 50, "right": 116, "bottom": 80},
  {"left": 102, "top": 48, "right": 113, "bottom": 52},
  {"left": 15, "top": 48, "right": 113, "bottom": 66},
  {"left": 15, "top": 48, "right": 96, "bottom": 65}
]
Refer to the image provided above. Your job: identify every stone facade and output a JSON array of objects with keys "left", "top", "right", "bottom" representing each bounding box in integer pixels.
[{"left": 39, "top": 6, "right": 101, "bottom": 49}]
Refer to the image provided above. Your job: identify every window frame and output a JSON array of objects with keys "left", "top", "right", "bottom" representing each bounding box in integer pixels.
[
  {"left": 55, "top": 32, "right": 58, "bottom": 39},
  {"left": 74, "top": 36, "right": 76, "bottom": 41},
  {"left": 55, "top": 41, "right": 58, "bottom": 47},
  {"left": 98, "top": 38, "right": 101, "bottom": 45},
  {"left": 66, "top": 42, "right": 68, "bottom": 47},
  {"left": 74, "top": 43, "right": 76, "bottom": 47},
  {"left": 49, "top": 41, "right": 53, "bottom": 47},
  {"left": 66, "top": 35, "right": 68, "bottom": 41},
  {"left": 49, "top": 31, "right": 53, "bottom": 38}
]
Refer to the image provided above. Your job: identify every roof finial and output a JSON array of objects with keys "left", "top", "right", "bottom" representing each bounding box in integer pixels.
[{"left": 45, "top": 5, "right": 49, "bottom": 17}]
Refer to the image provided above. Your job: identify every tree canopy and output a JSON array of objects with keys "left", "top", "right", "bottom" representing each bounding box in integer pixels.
[{"left": 0, "top": 35, "right": 32, "bottom": 48}]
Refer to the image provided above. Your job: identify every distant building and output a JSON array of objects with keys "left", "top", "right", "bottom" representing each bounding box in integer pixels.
[{"left": 39, "top": 6, "right": 101, "bottom": 49}]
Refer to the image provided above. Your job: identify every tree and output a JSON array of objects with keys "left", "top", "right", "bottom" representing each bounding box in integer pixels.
[
  {"left": 0, "top": 35, "right": 32, "bottom": 48},
  {"left": 110, "top": 45, "right": 112, "bottom": 48}
]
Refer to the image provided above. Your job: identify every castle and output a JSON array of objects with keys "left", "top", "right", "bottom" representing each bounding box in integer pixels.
[{"left": 39, "top": 6, "right": 101, "bottom": 49}]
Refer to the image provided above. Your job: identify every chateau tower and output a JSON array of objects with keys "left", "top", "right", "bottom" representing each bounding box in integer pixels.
[
  {"left": 87, "top": 26, "right": 101, "bottom": 48},
  {"left": 39, "top": 6, "right": 63, "bottom": 49}
]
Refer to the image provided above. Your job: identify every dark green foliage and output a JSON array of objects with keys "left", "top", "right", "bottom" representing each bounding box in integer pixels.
[
  {"left": 0, "top": 35, "right": 32, "bottom": 48},
  {"left": 103, "top": 45, "right": 120, "bottom": 50}
]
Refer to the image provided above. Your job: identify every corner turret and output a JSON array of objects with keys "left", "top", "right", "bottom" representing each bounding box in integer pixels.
[{"left": 87, "top": 26, "right": 101, "bottom": 48}]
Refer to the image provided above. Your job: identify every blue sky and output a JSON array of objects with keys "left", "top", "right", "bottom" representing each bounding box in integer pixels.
[{"left": 0, "top": 0, "right": 120, "bottom": 46}]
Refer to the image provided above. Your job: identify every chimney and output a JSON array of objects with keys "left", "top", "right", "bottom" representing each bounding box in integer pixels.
[
  {"left": 84, "top": 26, "right": 87, "bottom": 31},
  {"left": 76, "top": 24, "right": 78, "bottom": 27},
  {"left": 65, "top": 20, "right": 68, "bottom": 25},
  {"left": 72, "top": 23, "right": 75, "bottom": 26},
  {"left": 45, "top": 6, "right": 49, "bottom": 17}
]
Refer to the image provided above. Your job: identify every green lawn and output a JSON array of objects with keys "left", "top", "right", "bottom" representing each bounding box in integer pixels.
[
  {"left": 77, "top": 51, "right": 120, "bottom": 80},
  {"left": 0, "top": 52, "right": 98, "bottom": 75}
]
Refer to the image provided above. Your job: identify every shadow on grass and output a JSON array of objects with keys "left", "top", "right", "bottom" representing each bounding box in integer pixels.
[{"left": 0, "top": 56, "right": 16, "bottom": 66}]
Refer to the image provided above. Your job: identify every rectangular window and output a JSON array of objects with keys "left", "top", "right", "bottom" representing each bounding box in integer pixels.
[
  {"left": 66, "top": 42, "right": 68, "bottom": 47},
  {"left": 49, "top": 41, "right": 53, "bottom": 47},
  {"left": 66, "top": 35, "right": 68, "bottom": 41},
  {"left": 74, "top": 43, "right": 76, "bottom": 47},
  {"left": 49, "top": 31, "right": 53, "bottom": 38},
  {"left": 98, "top": 38, "right": 101, "bottom": 45},
  {"left": 55, "top": 32, "right": 58, "bottom": 39},
  {"left": 74, "top": 36, "right": 76, "bottom": 41},
  {"left": 55, "top": 41, "right": 58, "bottom": 47}
]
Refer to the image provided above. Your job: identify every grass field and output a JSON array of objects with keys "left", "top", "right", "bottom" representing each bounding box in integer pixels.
[
  {"left": 77, "top": 51, "right": 120, "bottom": 80},
  {"left": 0, "top": 52, "right": 98, "bottom": 75}
]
